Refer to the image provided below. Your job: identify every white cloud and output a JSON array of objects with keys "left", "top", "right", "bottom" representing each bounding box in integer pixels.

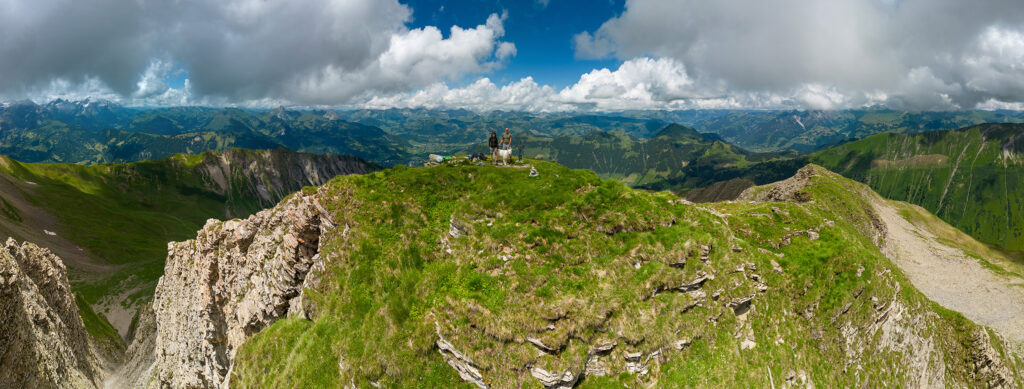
[
  {"left": 285, "top": 12, "right": 514, "bottom": 104},
  {"left": 0, "top": 0, "right": 513, "bottom": 106},
  {"left": 572, "top": 0, "right": 1024, "bottom": 110},
  {"left": 363, "top": 57, "right": 871, "bottom": 112}
]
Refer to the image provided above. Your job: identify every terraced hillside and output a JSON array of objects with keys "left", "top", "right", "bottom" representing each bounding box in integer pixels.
[
  {"left": 114, "top": 160, "right": 1022, "bottom": 388},
  {"left": 0, "top": 148, "right": 378, "bottom": 335}
]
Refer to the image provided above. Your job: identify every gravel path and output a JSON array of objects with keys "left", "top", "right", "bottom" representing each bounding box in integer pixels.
[{"left": 873, "top": 199, "right": 1024, "bottom": 349}]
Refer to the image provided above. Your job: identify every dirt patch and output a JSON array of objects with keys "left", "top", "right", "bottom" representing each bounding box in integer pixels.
[
  {"left": 872, "top": 198, "right": 1024, "bottom": 351},
  {"left": 96, "top": 283, "right": 152, "bottom": 339},
  {"left": 871, "top": 154, "right": 949, "bottom": 169}
]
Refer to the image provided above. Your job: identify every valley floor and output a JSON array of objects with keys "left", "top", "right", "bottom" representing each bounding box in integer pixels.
[{"left": 873, "top": 198, "right": 1024, "bottom": 350}]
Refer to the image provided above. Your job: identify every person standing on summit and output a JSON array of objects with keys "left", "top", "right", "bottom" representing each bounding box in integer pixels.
[
  {"left": 501, "top": 127, "right": 512, "bottom": 151},
  {"left": 488, "top": 131, "right": 499, "bottom": 165}
]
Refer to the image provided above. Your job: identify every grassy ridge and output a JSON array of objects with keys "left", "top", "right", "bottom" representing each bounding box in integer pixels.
[{"left": 231, "top": 161, "right": 1020, "bottom": 387}]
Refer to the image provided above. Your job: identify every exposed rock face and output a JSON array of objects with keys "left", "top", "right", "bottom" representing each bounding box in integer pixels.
[
  {"left": 188, "top": 148, "right": 378, "bottom": 211},
  {"left": 738, "top": 164, "right": 819, "bottom": 203},
  {"left": 129, "top": 189, "right": 335, "bottom": 388},
  {"left": 0, "top": 238, "right": 102, "bottom": 388}
]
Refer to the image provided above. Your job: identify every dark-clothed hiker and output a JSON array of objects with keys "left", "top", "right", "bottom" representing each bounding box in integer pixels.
[{"left": 489, "top": 132, "right": 499, "bottom": 165}]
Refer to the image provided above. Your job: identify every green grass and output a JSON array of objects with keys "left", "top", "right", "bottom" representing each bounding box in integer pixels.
[
  {"left": 75, "top": 293, "right": 125, "bottom": 357},
  {"left": 229, "top": 161, "right": 1021, "bottom": 387}
]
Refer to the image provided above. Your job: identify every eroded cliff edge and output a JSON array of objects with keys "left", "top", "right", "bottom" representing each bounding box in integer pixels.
[
  {"left": 0, "top": 238, "right": 108, "bottom": 388},
  {"left": 114, "top": 186, "right": 336, "bottom": 388}
]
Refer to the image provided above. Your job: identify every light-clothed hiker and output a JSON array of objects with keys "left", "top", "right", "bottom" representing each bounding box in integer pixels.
[{"left": 500, "top": 128, "right": 512, "bottom": 150}]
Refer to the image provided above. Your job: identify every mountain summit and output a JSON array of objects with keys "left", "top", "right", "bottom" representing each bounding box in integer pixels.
[{"left": 95, "top": 161, "right": 1022, "bottom": 387}]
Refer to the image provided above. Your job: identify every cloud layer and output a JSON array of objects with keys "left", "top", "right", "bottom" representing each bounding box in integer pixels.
[
  {"left": 0, "top": 0, "right": 513, "bottom": 106},
  {"left": 3, "top": 0, "right": 1024, "bottom": 111},
  {"left": 573, "top": 0, "right": 1024, "bottom": 110}
]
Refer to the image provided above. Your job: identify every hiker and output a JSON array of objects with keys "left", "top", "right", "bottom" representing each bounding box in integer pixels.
[
  {"left": 489, "top": 131, "right": 499, "bottom": 165},
  {"left": 501, "top": 127, "right": 512, "bottom": 151}
]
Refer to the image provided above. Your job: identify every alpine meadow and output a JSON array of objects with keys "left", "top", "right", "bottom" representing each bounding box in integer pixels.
[{"left": 2, "top": 1, "right": 1024, "bottom": 388}]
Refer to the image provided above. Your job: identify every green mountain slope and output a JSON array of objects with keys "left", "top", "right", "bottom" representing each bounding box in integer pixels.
[
  {"left": 0, "top": 148, "right": 379, "bottom": 334},
  {"left": 646, "top": 109, "right": 1024, "bottom": 152},
  {"left": 196, "top": 161, "right": 1020, "bottom": 387},
  {"left": 645, "top": 124, "right": 1024, "bottom": 252},
  {"left": 810, "top": 123, "right": 1024, "bottom": 251}
]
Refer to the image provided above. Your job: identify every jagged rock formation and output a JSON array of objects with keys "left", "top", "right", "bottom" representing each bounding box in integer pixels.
[
  {"left": 121, "top": 188, "right": 335, "bottom": 388},
  {"left": 0, "top": 148, "right": 378, "bottom": 338},
  {"left": 0, "top": 238, "right": 103, "bottom": 388},
  {"left": 182, "top": 148, "right": 378, "bottom": 211}
]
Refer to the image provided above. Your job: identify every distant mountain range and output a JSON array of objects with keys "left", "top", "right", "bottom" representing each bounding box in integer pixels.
[
  {"left": 6, "top": 100, "right": 1024, "bottom": 166},
  {"left": 656, "top": 109, "right": 1024, "bottom": 152},
  {"left": 3, "top": 99, "right": 1022, "bottom": 250},
  {"left": 0, "top": 99, "right": 410, "bottom": 165}
]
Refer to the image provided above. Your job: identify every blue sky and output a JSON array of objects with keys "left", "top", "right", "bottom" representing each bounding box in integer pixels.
[
  {"left": 403, "top": 0, "right": 623, "bottom": 87},
  {"left": 2, "top": 0, "right": 1024, "bottom": 111}
]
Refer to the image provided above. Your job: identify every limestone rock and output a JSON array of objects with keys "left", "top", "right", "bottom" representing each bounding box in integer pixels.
[
  {"left": 436, "top": 325, "right": 488, "bottom": 389},
  {"left": 0, "top": 238, "right": 102, "bottom": 388},
  {"left": 125, "top": 189, "right": 335, "bottom": 388},
  {"left": 530, "top": 366, "right": 580, "bottom": 389}
]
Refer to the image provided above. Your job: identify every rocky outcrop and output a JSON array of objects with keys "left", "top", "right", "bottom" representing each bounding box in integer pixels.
[
  {"left": 124, "top": 189, "right": 336, "bottom": 388},
  {"left": 0, "top": 238, "right": 102, "bottom": 388},
  {"left": 738, "top": 164, "right": 820, "bottom": 203},
  {"left": 187, "top": 148, "right": 378, "bottom": 211}
]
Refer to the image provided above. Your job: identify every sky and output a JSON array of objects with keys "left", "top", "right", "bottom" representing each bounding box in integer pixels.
[{"left": 2, "top": 0, "right": 1024, "bottom": 112}]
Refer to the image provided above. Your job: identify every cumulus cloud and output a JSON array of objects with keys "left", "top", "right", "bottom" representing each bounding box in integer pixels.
[
  {"left": 573, "top": 0, "right": 1024, "bottom": 110},
  {"left": 363, "top": 57, "right": 874, "bottom": 112},
  {"left": 4, "top": 0, "right": 1024, "bottom": 111},
  {"left": 0, "top": 0, "right": 514, "bottom": 106}
]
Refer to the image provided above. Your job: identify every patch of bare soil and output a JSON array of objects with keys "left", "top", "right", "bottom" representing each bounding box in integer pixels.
[
  {"left": 873, "top": 198, "right": 1024, "bottom": 351},
  {"left": 871, "top": 154, "right": 950, "bottom": 169}
]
